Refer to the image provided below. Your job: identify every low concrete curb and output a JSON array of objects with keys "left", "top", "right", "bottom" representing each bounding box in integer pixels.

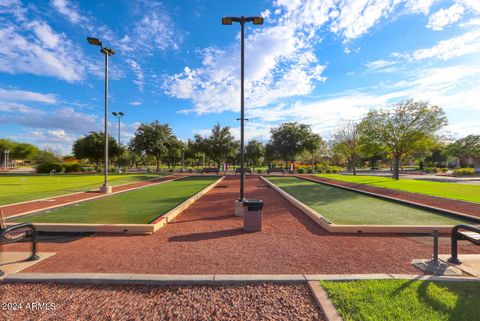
[
  {"left": 3, "top": 273, "right": 479, "bottom": 285},
  {"left": 307, "top": 281, "right": 343, "bottom": 321}
]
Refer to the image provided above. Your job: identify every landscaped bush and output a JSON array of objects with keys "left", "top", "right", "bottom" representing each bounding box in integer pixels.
[
  {"left": 64, "top": 162, "right": 82, "bottom": 173},
  {"left": 257, "top": 169, "right": 262, "bottom": 174},
  {"left": 307, "top": 168, "right": 313, "bottom": 174},
  {"left": 454, "top": 168, "right": 475, "bottom": 175},
  {"left": 168, "top": 168, "right": 174, "bottom": 173},
  {"left": 424, "top": 167, "right": 433, "bottom": 173},
  {"left": 36, "top": 162, "right": 63, "bottom": 173},
  {"left": 188, "top": 168, "right": 193, "bottom": 173},
  {"left": 441, "top": 168, "right": 448, "bottom": 173},
  {"left": 296, "top": 168, "right": 304, "bottom": 174}
]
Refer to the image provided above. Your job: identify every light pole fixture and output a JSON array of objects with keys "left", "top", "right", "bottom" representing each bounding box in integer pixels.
[
  {"left": 3, "top": 150, "right": 9, "bottom": 169},
  {"left": 87, "top": 36, "right": 115, "bottom": 193},
  {"left": 222, "top": 16, "right": 263, "bottom": 209},
  {"left": 111, "top": 111, "right": 124, "bottom": 146}
]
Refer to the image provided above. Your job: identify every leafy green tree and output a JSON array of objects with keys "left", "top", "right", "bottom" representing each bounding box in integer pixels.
[
  {"left": 302, "top": 133, "right": 326, "bottom": 169},
  {"left": 191, "top": 123, "right": 238, "bottom": 170},
  {"left": 245, "top": 140, "right": 265, "bottom": 170},
  {"left": 130, "top": 121, "right": 176, "bottom": 172},
  {"left": 332, "top": 121, "right": 361, "bottom": 175},
  {"left": 0, "top": 139, "right": 39, "bottom": 162},
  {"left": 73, "top": 131, "right": 119, "bottom": 171},
  {"left": 362, "top": 99, "right": 447, "bottom": 180},
  {"left": 269, "top": 122, "right": 314, "bottom": 164},
  {"left": 446, "top": 135, "right": 480, "bottom": 159}
]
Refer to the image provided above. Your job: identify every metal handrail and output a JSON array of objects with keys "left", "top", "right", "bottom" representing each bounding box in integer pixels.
[
  {"left": 447, "top": 224, "right": 480, "bottom": 264},
  {"left": 0, "top": 222, "right": 39, "bottom": 276}
]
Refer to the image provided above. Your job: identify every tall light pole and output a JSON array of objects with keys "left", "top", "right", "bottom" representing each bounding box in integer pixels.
[
  {"left": 3, "top": 150, "right": 9, "bottom": 169},
  {"left": 87, "top": 36, "right": 115, "bottom": 194},
  {"left": 112, "top": 112, "right": 124, "bottom": 146},
  {"left": 222, "top": 16, "right": 263, "bottom": 214}
]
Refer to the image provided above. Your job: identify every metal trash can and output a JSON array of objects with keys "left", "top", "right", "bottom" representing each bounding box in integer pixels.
[{"left": 243, "top": 199, "right": 263, "bottom": 232}]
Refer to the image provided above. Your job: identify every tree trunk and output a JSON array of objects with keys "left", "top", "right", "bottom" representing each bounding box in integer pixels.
[
  {"left": 393, "top": 157, "right": 400, "bottom": 180},
  {"left": 155, "top": 157, "right": 160, "bottom": 173},
  {"left": 352, "top": 159, "right": 356, "bottom": 175}
]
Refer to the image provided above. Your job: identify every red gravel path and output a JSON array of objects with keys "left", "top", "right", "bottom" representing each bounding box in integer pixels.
[
  {"left": 0, "top": 283, "right": 323, "bottom": 321},
  {"left": 299, "top": 175, "right": 480, "bottom": 217},
  {"left": 0, "top": 176, "right": 175, "bottom": 218},
  {"left": 6, "top": 176, "right": 478, "bottom": 275}
]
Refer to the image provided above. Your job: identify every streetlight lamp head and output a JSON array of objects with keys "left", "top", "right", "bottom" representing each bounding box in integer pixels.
[
  {"left": 222, "top": 17, "right": 233, "bottom": 25},
  {"left": 252, "top": 17, "right": 264, "bottom": 25},
  {"left": 118, "top": 112, "right": 124, "bottom": 116},
  {"left": 102, "top": 47, "right": 115, "bottom": 56},
  {"left": 112, "top": 112, "right": 118, "bottom": 116},
  {"left": 87, "top": 37, "right": 102, "bottom": 46}
]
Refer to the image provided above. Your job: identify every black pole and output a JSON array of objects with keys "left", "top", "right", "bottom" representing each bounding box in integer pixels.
[
  {"left": 104, "top": 52, "right": 109, "bottom": 187},
  {"left": 240, "top": 17, "right": 245, "bottom": 201},
  {"left": 118, "top": 116, "right": 121, "bottom": 146}
]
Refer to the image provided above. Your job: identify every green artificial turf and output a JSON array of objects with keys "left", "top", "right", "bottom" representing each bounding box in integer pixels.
[
  {"left": 0, "top": 174, "right": 161, "bottom": 206},
  {"left": 320, "top": 279, "right": 480, "bottom": 321},
  {"left": 316, "top": 174, "right": 480, "bottom": 204},
  {"left": 13, "top": 176, "right": 218, "bottom": 224},
  {"left": 266, "top": 177, "right": 477, "bottom": 225}
]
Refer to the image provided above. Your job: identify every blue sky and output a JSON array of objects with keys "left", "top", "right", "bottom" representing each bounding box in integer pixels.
[{"left": 0, "top": 0, "right": 479, "bottom": 155}]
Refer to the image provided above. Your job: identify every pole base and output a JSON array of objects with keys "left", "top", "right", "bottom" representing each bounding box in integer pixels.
[
  {"left": 235, "top": 199, "right": 245, "bottom": 217},
  {"left": 100, "top": 185, "right": 112, "bottom": 194}
]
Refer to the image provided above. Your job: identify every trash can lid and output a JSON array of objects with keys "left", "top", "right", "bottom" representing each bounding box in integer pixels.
[{"left": 243, "top": 199, "right": 264, "bottom": 210}]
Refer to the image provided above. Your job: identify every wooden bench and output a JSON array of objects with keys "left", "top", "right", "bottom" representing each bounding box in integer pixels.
[
  {"left": 448, "top": 224, "right": 480, "bottom": 264},
  {"left": 267, "top": 167, "right": 286, "bottom": 175},
  {"left": 235, "top": 168, "right": 252, "bottom": 175},
  {"left": 201, "top": 167, "right": 219, "bottom": 174}
]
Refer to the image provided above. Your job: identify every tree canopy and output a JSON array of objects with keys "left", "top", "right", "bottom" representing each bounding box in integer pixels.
[
  {"left": 361, "top": 99, "right": 447, "bottom": 179},
  {"left": 269, "top": 122, "right": 316, "bottom": 163},
  {"left": 73, "top": 131, "right": 119, "bottom": 170}
]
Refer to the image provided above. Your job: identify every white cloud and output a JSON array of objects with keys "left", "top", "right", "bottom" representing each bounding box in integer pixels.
[
  {"left": 0, "top": 88, "right": 57, "bottom": 103},
  {"left": 411, "top": 29, "right": 480, "bottom": 60},
  {"left": 427, "top": 3, "right": 465, "bottom": 30},
  {"left": 164, "top": 20, "right": 326, "bottom": 114},
  {"left": 403, "top": 0, "right": 439, "bottom": 15},
  {"left": 51, "top": 0, "right": 83, "bottom": 24},
  {"left": 125, "top": 59, "right": 145, "bottom": 92},
  {"left": 129, "top": 101, "right": 142, "bottom": 106},
  {"left": 460, "top": 17, "right": 480, "bottom": 27},
  {"left": 119, "top": 2, "right": 183, "bottom": 53},
  {"left": 0, "top": 102, "right": 38, "bottom": 113},
  {"left": 0, "top": 2, "right": 88, "bottom": 82},
  {"left": 364, "top": 59, "right": 399, "bottom": 72}
]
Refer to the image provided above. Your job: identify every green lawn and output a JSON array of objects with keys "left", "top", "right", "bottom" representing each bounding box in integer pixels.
[
  {"left": 320, "top": 279, "right": 480, "bottom": 321},
  {"left": 266, "top": 177, "right": 477, "bottom": 225},
  {"left": 13, "top": 176, "right": 218, "bottom": 224},
  {"left": 0, "top": 174, "right": 161, "bottom": 206},
  {"left": 316, "top": 174, "right": 480, "bottom": 204}
]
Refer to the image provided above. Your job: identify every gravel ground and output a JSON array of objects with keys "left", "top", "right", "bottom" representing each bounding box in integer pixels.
[
  {"left": 4, "top": 176, "right": 476, "bottom": 275},
  {"left": 0, "top": 283, "right": 323, "bottom": 321},
  {"left": 300, "top": 175, "right": 480, "bottom": 217},
  {"left": 0, "top": 176, "right": 175, "bottom": 218}
]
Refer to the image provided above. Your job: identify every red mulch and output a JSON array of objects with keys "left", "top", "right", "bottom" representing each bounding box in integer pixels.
[
  {"left": 5, "top": 176, "right": 478, "bottom": 275},
  {"left": 300, "top": 175, "right": 480, "bottom": 217},
  {"left": 0, "top": 283, "right": 323, "bottom": 321},
  {"left": 0, "top": 176, "right": 174, "bottom": 218}
]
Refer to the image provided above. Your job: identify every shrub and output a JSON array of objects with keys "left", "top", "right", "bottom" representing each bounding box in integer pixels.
[
  {"left": 296, "top": 168, "right": 304, "bottom": 174},
  {"left": 188, "top": 168, "right": 193, "bottom": 173},
  {"left": 168, "top": 168, "right": 174, "bottom": 173},
  {"left": 36, "top": 162, "right": 63, "bottom": 174},
  {"left": 441, "top": 168, "right": 448, "bottom": 173},
  {"left": 432, "top": 167, "right": 440, "bottom": 173},
  {"left": 454, "top": 168, "right": 475, "bottom": 175},
  {"left": 424, "top": 167, "right": 433, "bottom": 173},
  {"left": 64, "top": 162, "right": 82, "bottom": 173},
  {"left": 257, "top": 169, "right": 263, "bottom": 174},
  {"left": 307, "top": 168, "right": 313, "bottom": 174}
]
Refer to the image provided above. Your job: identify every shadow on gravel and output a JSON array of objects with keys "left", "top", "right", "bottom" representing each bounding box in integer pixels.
[{"left": 168, "top": 228, "right": 245, "bottom": 242}]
